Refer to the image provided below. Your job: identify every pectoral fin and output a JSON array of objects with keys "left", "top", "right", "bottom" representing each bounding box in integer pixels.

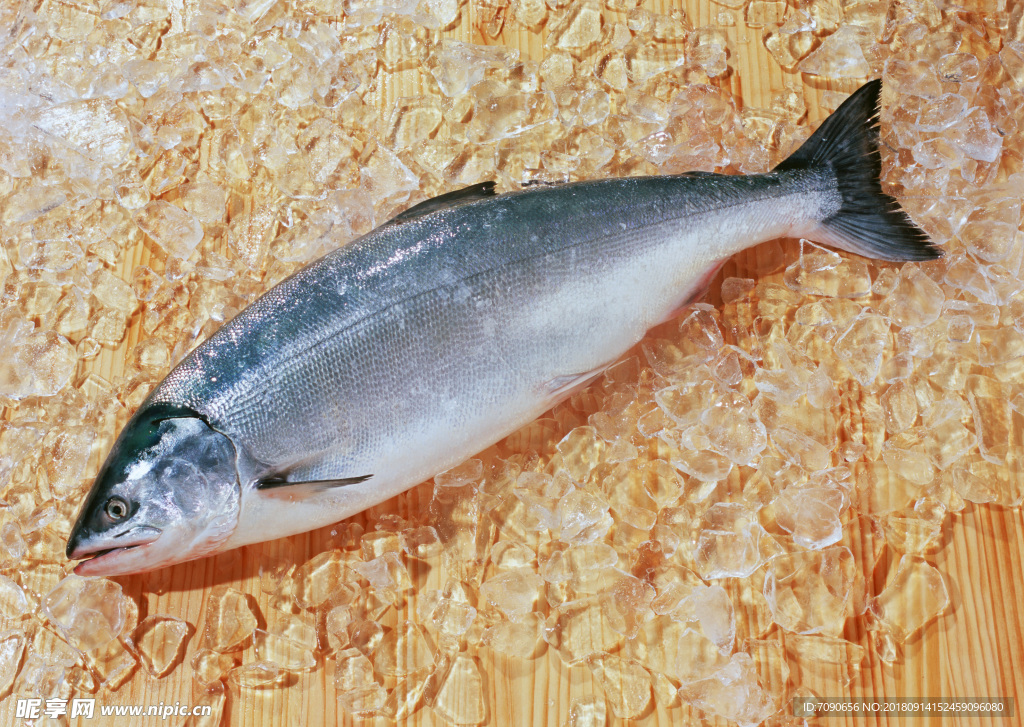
[{"left": 255, "top": 474, "right": 372, "bottom": 500}]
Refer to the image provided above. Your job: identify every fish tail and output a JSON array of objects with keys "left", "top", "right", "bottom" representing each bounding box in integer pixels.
[{"left": 774, "top": 79, "right": 942, "bottom": 261}]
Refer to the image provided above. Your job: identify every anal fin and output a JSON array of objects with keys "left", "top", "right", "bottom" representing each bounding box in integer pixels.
[{"left": 542, "top": 366, "right": 611, "bottom": 402}]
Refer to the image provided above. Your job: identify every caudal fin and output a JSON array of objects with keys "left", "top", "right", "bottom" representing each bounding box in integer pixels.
[{"left": 774, "top": 79, "right": 941, "bottom": 262}]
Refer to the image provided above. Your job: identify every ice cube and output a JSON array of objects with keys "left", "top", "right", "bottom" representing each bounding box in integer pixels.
[
  {"left": 429, "top": 653, "right": 487, "bottom": 726},
  {"left": 43, "top": 575, "right": 127, "bottom": 653},
  {"left": 870, "top": 555, "right": 949, "bottom": 646},
  {"left": 798, "top": 26, "right": 870, "bottom": 78},
  {"left": 129, "top": 616, "right": 188, "bottom": 680},
  {"left": 294, "top": 550, "right": 353, "bottom": 609},
  {"left": 586, "top": 654, "right": 652, "bottom": 719},
  {"left": 678, "top": 652, "right": 775, "bottom": 727},
  {"left": 372, "top": 621, "right": 433, "bottom": 677},
  {"left": 0, "top": 630, "right": 27, "bottom": 698},
  {"left": 479, "top": 568, "right": 544, "bottom": 621},
  {"left": 763, "top": 547, "right": 855, "bottom": 636},
  {"left": 0, "top": 318, "right": 76, "bottom": 400},
  {"left": 202, "top": 586, "right": 257, "bottom": 652},
  {"left": 426, "top": 40, "right": 519, "bottom": 98},
  {"left": 134, "top": 201, "right": 204, "bottom": 260},
  {"left": 626, "top": 615, "right": 728, "bottom": 683},
  {"left": 481, "top": 612, "right": 543, "bottom": 658},
  {"left": 544, "top": 596, "right": 624, "bottom": 665},
  {"left": 228, "top": 660, "right": 287, "bottom": 688},
  {"left": 692, "top": 503, "right": 780, "bottom": 579},
  {"left": 546, "top": 1, "right": 603, "bottom": 55},
  {"left": 253, "top": 629, "right": 316, "bottom": 672}
]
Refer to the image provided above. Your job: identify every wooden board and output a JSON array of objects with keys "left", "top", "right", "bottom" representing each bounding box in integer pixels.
[{"left": 1, "top": 1, "right": 1021, "bottom": 726}]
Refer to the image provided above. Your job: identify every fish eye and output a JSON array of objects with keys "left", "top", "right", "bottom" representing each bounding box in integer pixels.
[{"left": 105, "top": 497, "right": 130, "bottom": 521}]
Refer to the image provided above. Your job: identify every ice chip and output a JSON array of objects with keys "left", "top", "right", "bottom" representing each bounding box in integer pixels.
[
  {"left": 480, "top": 568, "right": 544, "bottom": 621},
  {"left": 673, "top": 583, "right": 735, "bottom": 654},
  {"left": 693, "top": 503, "right": 779, "bottom": 579},
  {"left": 0, "top": 319, "right": 76, "bottom": 400},
  {"left": 763, "top": 547, "right": 855, "bottom": 636},
  {"left": 467, "top": 81, "right": 556, "bottom": 142},
  {"left": 481, "top": 612, "right": 543, "bottom": 658},
  {"left": 253, "top": 629, "right": 316, "bottom": 672},
  {"left": 774, "top": 484, "right": 846, "bottom": 549},
  {"left": 702, "top": 398, "right": 768, "bottom": 466},
  {"left": 870, "top": 555, "right": 949, "bottom": 645},
  {"left": 565, "top": 696, "right": 607, "bottom": 727},
  {"left": 879, "top": 266, "right": 945, "bottom": 328},
  {"left": 294, "top": 550, "right": 352, "bottom": 609},
  {"left": 678, "top": 652, "right": 775, "bottom": 727},
  {"left": 784, "top": 241, "right": 872, "bottom": 297},
  {"left": 556, "top": 426, "right": 606, "bottom": 483},
  {"left": 191, "top": 648, "right": 238, "bottom": 688},
  {"left": 353, "top": 552, "right": 412, "bottom": 592},
  {"left": 134, "top": 201, "right": 204, "bottom": 260},
  {"left": 43, "top": 575, "right": 127, "bottom": 653},
  {"left": 784, "top": 632, "right": 865, "bottom": 688},
  {"left": 334, "top": 647, "right": 376, "bottom": 693},
  {"left": 435, "top": 458, "right": 484, "bottom": 488},
  {"left": 798, "top": 26, "right": 870, "bottom": 78},
  {"left": 833, "top": 310, "right": 889, "bottom": 386},
  {"left": 544, "top": 596, "right": 624, "bottom": 664},
  {"left": 401, "top": 525, "right": 442, "bottom": 559},
  {"left": 0, "top": 629, "right": 26, "bottom": 699},
  {"left": 546, "top": 1, "right": 603, "bottom": 55},
  {"left": 0, "top": 576, "right": 30, "bottom": 620},
  {"left": 764, "top": 28, "right": 816, "bottom": 69},
  {"left": 586, "top": 654, "right": 652, "bottom": 719},
  {"left": 429, "top": 654, "right": 487, "bottom": 725},
  {"left": 426, "top": 40, "right": 519, "bottom": 97},
  {"left": 228, "top": 660, "right": 287, "bottom": 688},
  {"left": 373, "top": 621, "right": 433, "bottom": 677},
  {"left": 92, "top": 268, "right": 139, "bottom": 317},
  {"left": 557, "top": 488, "right": 613, "bottom": 544},
  {"left": 203, "top": 586, "right": 257, "bottom": 652},
  {"left": 34, "top": 99, "right": 132, "bottom": 162},
  {"left": 135, "top": 615, "right": 190, "bottom": 678}
]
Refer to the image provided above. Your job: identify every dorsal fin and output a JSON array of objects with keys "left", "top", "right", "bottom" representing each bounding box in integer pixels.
[{"left": 388, "top": 182, "right": 497, "bottom": 224}]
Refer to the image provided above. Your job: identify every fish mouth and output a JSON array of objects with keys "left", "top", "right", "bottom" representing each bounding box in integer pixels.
[
  {"left": 69, "top": 528, "right": 163, "bottom": 576},
  {"left": 72, "top": 543, "right": 148, "bottom": 576}
]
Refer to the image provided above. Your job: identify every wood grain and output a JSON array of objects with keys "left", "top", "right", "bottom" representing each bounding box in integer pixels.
[{"left": 1, "top": 1, "right": 1021, "bottom": 726}]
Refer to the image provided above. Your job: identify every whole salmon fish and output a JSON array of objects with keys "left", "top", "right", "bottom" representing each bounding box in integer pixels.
[{"left": 66, "top": 79, "right": 938, "bottom": 576}]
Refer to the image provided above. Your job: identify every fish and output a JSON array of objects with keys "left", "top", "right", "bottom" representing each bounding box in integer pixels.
[{"left": 65, "top": 79, "right": 939, "bottom": 576}]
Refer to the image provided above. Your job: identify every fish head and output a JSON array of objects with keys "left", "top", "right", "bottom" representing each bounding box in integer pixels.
[{"left": 66, "top": 403, "right": 241, "bottom": 577}]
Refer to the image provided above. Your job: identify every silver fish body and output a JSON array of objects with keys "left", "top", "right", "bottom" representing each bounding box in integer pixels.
[
  {"left": 66, "top": 79, "right": 939, "bottom": 575},
  {"left": 158, "top": 171, "right": 832, "bottom": 547}
]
